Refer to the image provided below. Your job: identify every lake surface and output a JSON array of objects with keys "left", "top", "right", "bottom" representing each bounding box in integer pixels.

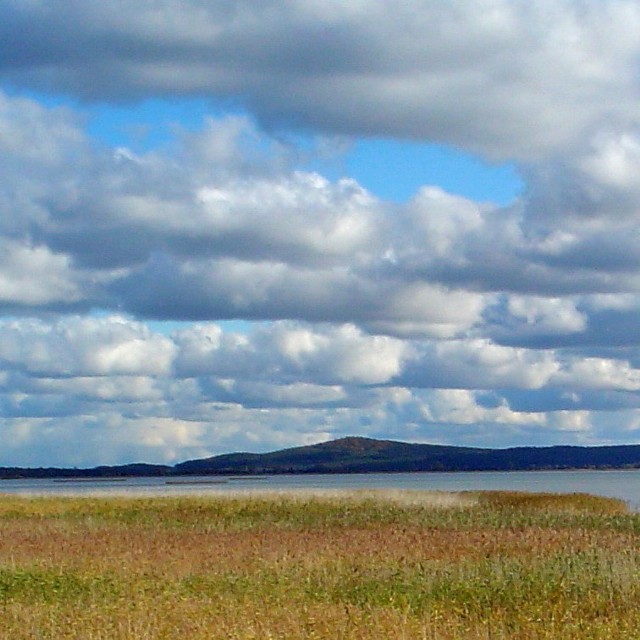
[{"left": 4, "top": 469, "right": 640, "bottom": 509}]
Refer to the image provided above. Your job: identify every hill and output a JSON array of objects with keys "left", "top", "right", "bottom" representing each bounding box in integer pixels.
[
  {"left": 172, "top": 436, "right": 640, "bottom": 475},
  {"left": 5, "top": 437, "right": 640, "bottom": 478}
]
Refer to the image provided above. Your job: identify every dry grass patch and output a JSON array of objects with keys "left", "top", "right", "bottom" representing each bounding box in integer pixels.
[{"left": 0, "top": 489, "right": 639, "bottom": 639}]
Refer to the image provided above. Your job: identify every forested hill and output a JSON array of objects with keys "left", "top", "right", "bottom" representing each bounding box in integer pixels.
[
  {"left": 6, "top": 437, "right": 640, "bottom": 478},
  {"left": 173, "top": 437, "right": 640, "bottom": 475}
]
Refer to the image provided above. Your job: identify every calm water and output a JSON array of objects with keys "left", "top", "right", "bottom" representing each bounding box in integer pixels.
[{"left": 4, "top": 469, "right": 640, "bottom": 509}]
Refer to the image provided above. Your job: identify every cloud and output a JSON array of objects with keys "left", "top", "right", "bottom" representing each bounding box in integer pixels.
[
  {"left": 489, "top": 296, "right": 640, "bottom": 349},
  {"left": 0, "top": 316, "right": 175, "bottom": 377},
  {"left": 2, "top": 87, "right": 639, "bottom": 322},
  {"left": 0, "top": 240, "right": 83, "bottom": 308},
  {"left": 174, "top": 322, "right": 409, "bottom": 385},
  {"left": 0, "top": 415, "right": 214, "bottom": 467},
  {"left": 3, "top": 314, "right": 640, "bottom": 465},
  {"left": 553, "top": 357, "right": 640, "bottom": 392},
  {"left": 506, "top": 296, "right": 587, "bottom": 334},
  {"left": 0, "top": 91, "right": 493, "bottom": 342},
  {"left": 4, "top": 4, "right": 640, "bottom": 463},
  {"left": 525, "top": 130, "right": 640, "bottom": 227},
  {"left": 2, "top": 1, "right": 640, "bottom": 160}
]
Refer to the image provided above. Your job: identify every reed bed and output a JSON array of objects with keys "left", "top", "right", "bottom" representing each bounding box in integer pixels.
[{"left": 0, "top": 489, "right": 637, "bottom": 639}]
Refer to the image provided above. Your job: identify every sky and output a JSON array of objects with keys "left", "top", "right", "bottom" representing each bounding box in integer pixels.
[{"left": 3, "top": 1, "right": 640, "bottom": 467}]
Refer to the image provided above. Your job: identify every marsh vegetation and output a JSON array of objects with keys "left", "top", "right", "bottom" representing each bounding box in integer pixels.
[{"left": 0, "top": 489, "right": 638, "bottom": 638}]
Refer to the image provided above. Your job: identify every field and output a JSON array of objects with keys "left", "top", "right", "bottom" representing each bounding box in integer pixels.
[{"left": 0, "top": 489, "right": 639, "bottom": 639}]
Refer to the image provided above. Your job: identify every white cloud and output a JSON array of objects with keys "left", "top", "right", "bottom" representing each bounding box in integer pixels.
[
  {"left": 507, "top": 296, "right": 587, "bottom": 334},
  {"left": 553, "top": 358, "right": 640, "bottom": 391},
  {"left": 273, "top": 323, "right": 408, "bottom": 384},
  {"left": 0, "top": 415, "right": 213, "bottom": 467},
  {"left": 402, "top": 339, "right": 560, "bottom": 390},
  {"left": 401, "top": 187, "right": 486, "bottom": 264},
  {"left": 195, "top": 172, "right": 380, "bottom": 263},
  {"left": 174, "top": 321, "right": 409, "bottom": 385},
  {"left": 0, "top": 316, "right": 175, "bottom": 377},
  {"left": 420, "top": 389, "right": 547, "bottom": 427},
  {"left": 0, "top": 240, "right": 83, "bottom": 306},
  {"left": 547, "top": 411, "right": 592, "bottom": 433}
]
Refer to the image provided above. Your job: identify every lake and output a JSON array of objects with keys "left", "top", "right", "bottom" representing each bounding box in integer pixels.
[{"left": 4, "top": 469, "right": 640, "bottom": 509}]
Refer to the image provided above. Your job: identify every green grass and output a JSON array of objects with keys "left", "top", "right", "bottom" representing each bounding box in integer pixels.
[{"left": 0, "top": 489, "right": 638, "bottom": 638}]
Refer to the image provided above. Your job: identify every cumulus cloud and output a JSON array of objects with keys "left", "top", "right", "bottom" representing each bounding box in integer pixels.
[
  {"left": 0, "top": 316, "right": 175, "bottom": 377},
  {"left": 399, "top": 339, "right": 561, "bottom": 390},
  {"left": 507, "top": 296, "right": 587, "bottom": 334},
  {"left": 0, "top": 240, "right": 83, "bottom": 308},
  {"left": 175, "top": 321, "right": 409, "bottom": 385},
  {"left": 1, "top": 86, "right": 638, "bottom": 322}
]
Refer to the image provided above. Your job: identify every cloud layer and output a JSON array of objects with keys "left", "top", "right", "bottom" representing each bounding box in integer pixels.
[
  {"left": 2, "top": 1, "right": 640, "bottom": 464},
  {"left": 3, "top": 0, "right": 640, "bottom": 160}
]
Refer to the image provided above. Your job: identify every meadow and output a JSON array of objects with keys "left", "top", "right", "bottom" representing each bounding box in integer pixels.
[{"left": 0, "top": 489, "right": 638, "bottom": 639}]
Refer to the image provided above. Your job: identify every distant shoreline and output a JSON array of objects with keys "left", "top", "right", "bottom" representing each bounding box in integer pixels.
[{"left": 4, "top": 436, "right": 640, "bottom": 479}]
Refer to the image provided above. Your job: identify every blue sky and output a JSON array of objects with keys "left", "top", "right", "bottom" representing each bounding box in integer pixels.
[
  {"left": 83, "top": 98, "right": 523, "bottom": 206},
  {"left": 2, "top": 1, "right": 640, "bottom": 467},
  {"left": 24, "top": 90, "right": 522, "bottom": 206}
]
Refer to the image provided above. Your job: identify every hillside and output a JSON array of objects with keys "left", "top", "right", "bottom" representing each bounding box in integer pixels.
[{"left": 172, "top": 436, "right": 640, "bottom": 475}]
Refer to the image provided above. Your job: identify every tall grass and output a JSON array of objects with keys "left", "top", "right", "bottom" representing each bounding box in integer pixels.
[{"left": 0, "top": 489, "right": 638, "bottom": 639}]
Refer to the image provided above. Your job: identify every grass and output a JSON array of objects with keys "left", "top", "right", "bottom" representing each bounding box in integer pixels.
[{"left": 0, "top": 489, "right": 638, "bottom": 638}]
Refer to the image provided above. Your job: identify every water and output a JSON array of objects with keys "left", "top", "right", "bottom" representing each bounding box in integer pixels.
[{"left": 3, "top": 469, "right": 640, "bottom": 509}]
